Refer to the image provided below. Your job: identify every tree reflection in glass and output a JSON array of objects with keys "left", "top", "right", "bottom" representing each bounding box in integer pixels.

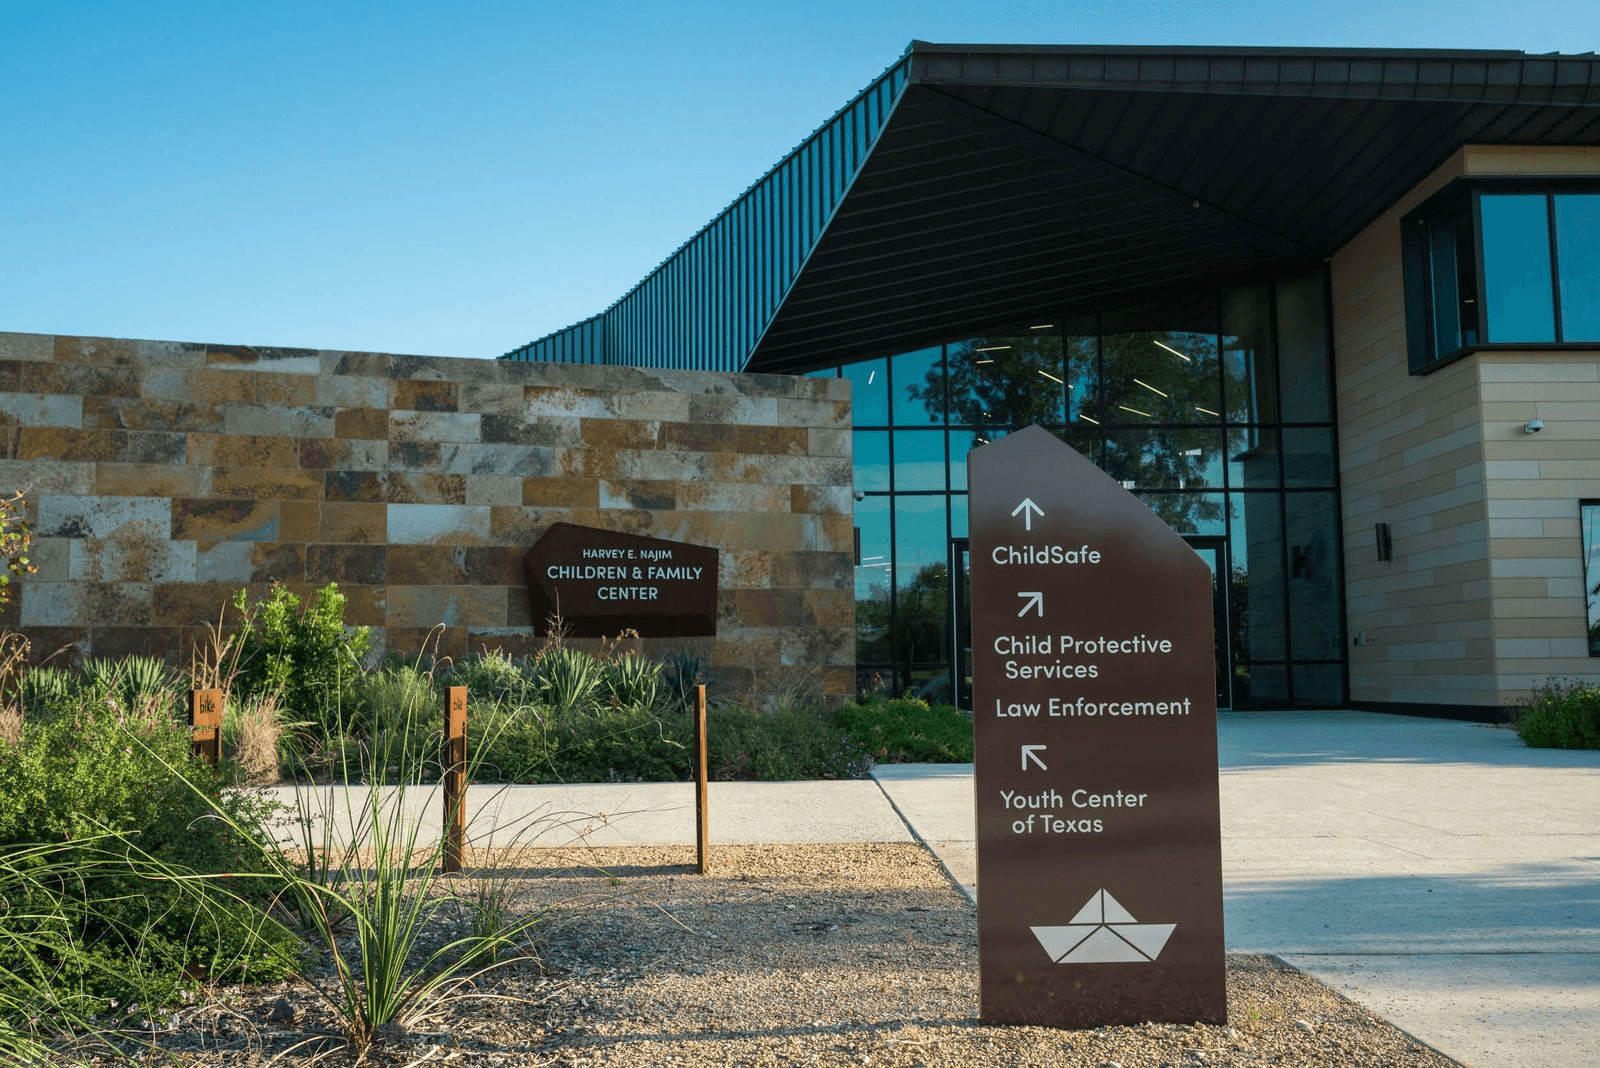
[
  {"left": 1101, "top": 293, "right": 1221, "bottom": 425},
  {"left": 914, "top": 331, "right": 1072, "bottom": 441}
]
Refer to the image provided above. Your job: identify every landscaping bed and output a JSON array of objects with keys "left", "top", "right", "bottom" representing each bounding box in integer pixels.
[{"left": 68, "top": 842, "right": 1456, "bottom": 1067}]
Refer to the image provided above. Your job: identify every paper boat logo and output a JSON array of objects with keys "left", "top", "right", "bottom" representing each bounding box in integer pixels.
[{"left": 1031, "top": 889, "right": 1176, "bottom": 964}]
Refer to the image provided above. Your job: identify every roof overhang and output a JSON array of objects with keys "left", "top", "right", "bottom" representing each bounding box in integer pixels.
[
  {"left": 508, "top": 43, "right": 1600, "bottom": 374},
  {"left": 748, "top": 43, "right": 1600, "bottom": 372}
]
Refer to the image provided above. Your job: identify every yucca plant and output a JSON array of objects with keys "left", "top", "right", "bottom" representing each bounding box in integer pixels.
[
  {"left": 602, "top": 652, "right": 664, "bottom": 711},
  {"left": 16, "top": 665, "right": 74, "bottom": 716},
  {"left": 81, "top": 656, "right": 185, "bottom": 721},
  {"left": 533, "top": 647, "right": 601, "bottom": 718}
]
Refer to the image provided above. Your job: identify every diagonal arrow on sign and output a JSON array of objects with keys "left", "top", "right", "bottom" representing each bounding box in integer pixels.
[
  {"left": 1022, "top": 744, "right": 1048, "bottom": 771},
  {"left": 1011, "top": 498, "right": 1044, "bottom": 531},
  {"left": 1017, "top": 591, "right": 1044, "bottom": 617}
]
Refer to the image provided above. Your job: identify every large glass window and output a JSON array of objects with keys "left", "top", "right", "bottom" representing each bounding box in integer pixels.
[
  {"left": 943, "top": 332, "right": 1067, "bottom": 429},
  {"left": 853, "top": 430, "right": 890, "bottom": 492},
  {"left": 894, "top": 496, "right": 949, "bottom": 685},
  {"left": 892, "top": 430, "right": 946, "bottom": 492},
  {"left": 892, "top": 347, "right": 944, "bottom": 425},
  {"left": 1231, "top": 493, "right": 1286, "bottom": 662},
  {"left": 1277, "top": 270, "right": 1333, "bottom": 423},
  {"left": 1555, "top": 196, "right": 1600, "bottom": 342},
  {"left": 1228, "top": 427, "right": 1281, "bottom": 488},
  {"left": 1222, "top": 283, "right": 1277, "bottom": 424},
  {"left": 1285, "top": 492, "right": 1343, "bottom": 661},
  {"left": 1101, "top": 294, "right": 1222, "bottom": 425},
  {"left": 854, "top": 496, "right": 892, "bottom": 669},
  {"left": 1583, "top": 501, "right": 1600, "bottom": 657},
  {"left": 843, "top": 358, "right": 888, "bottom": 425},
  {"left": 1405, "top": 183, "right": 1600, "bottom": 372},
  {"left": 1481, "top": 194, "right": 1556, "bottom": 342},
  {"left": 834, "top": 270, "right": 1343, "bottom": 707},
  {"left": 1102, "top": 428, "right": 1224, "bottom": 490},
  {"left": 1281, "top": 428, "right": 1338, "bottom": 489}
]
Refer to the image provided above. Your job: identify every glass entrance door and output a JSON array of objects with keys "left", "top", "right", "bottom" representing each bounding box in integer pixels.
[{"left": 1185, "top": 536, "right": 1232, "bottom": 710}]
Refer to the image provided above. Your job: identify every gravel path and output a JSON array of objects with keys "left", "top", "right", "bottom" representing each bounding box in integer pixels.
[{"left": 87, "top": 842, "right": 1459, "bottom": 1066}]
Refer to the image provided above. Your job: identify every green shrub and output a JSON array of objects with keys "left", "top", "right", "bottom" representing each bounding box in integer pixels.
[
  {"left": 449, "top": 649, "right": 534, "bottom": 705},
  {"left": 1516, "top": 679, "right": 1600, "bottom": 749},
  {"left": 544, "top": 700, "right": 690, "bottom": 783},
  {"left": 705, "top": 703, "right": 868, "bottom": 781},
  {"left": 603, "top": 652, "right": 665, "bottom": 712},
  {"left": 836, "top": 694, "right": 974, "bottom": 763},
  {"left": 229, "top": 582, "right": 371, "bottom": 738},
  {"left": 354, "top": 663, "right": 441, "bottom": 778},
  {"left": 0, "top": 682, "right": 298, "bottom": 1018},
  {"left": 533, "top": 646, "right": 602, "bottom": 716},
  {"left": 469, "top": 697, "right": 554, "bottom": 782}
]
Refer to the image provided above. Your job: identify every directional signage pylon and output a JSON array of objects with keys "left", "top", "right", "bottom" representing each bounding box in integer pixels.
[{"left": 970, "top": 426, "right": 1226, "bottom": 1028}]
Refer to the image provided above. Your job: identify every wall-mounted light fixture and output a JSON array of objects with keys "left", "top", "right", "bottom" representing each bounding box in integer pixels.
[
  {"left": 1524, "top": 419, "right": 1544, "bottom": 434},
  {"left": 1376, "top": 522, "right": 1393, "bottom": 562}
]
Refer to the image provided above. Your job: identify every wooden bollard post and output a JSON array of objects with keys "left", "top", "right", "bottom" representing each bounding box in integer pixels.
[
  {"left": 188, "top": 689, "right": 223, "bottom": 766},
  {"left": 693, "top": 683, "right": 708, "bottom": 874},
  {"left": 442, "top": 686, "right": 468, "bottom": 874}
]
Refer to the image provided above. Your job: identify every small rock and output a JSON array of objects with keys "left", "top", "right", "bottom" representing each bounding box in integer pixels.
[
  {"left": 374, "top": 1021, "right": 412, "bottom": 1045},
  {"left": 1295, "top": 1018, "right": 1315, "bottom": 1033},
  {"left": 265, "top": 997, "right": 299, "bottom": 1025}
]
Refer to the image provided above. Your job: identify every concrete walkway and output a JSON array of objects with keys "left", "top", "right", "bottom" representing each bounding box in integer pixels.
[
  {"left": 269, "top": 711, "right": 1600, "bottom": 1068},
  {"left": 877, "top": 712, "right": 1600, "bottom": 1068}
]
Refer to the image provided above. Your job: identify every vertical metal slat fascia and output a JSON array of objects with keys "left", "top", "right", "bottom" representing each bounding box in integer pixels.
[
  {"left": 745, "top": 58, "right": 911, "bottom": 366},
  {"left": 711, "top": 215, "right": 724, "bottom": 370},
  {"left": 694, "top": 227, "right": 706, "bottom": 370},
  {"left": 504, "top": 56, "right": 909, "bottom": 370},
  {"left": 736, "top": 194, "right": 751, "bottom": 358}
]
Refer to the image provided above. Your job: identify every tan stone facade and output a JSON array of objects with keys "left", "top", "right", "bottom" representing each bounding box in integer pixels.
[
  {"left": 1333, "top": 147, "right": 1600, "bottom": 709},
  {"left": 0, "top": 332, "right": 855, "bottom": 703}
]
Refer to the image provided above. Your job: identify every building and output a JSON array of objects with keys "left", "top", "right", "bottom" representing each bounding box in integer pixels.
[{"left": 505, "top": 42, "right": 1600, "bottom": 716}]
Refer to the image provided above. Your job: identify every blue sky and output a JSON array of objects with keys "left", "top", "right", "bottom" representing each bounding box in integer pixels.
[{"left": 5, "top": 1, "right": 1599, "bottom": 361}]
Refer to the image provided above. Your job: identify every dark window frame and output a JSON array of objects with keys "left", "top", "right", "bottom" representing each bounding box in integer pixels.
[{"left": 1404, "top": 179, "right": 1600, "bottom": 375}]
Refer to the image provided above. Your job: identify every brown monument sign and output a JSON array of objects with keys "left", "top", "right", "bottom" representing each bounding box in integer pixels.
[
  {"left": 524, "top": 523, "right": 718, "bottom": 637},
  {"left": 969, "top": 426, "right": 1225, "bottom": 1028}
]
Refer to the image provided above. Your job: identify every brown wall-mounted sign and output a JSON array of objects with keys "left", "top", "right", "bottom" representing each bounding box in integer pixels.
[
  {"left": 969, "top": 426, "right": 1225, "bottom": 1028},
  {"left": 524, "top": 523, "right": 718, "bottom": 637}
]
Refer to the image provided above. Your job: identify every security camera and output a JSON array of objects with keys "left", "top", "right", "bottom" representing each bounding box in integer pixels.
[{"left": 1524, "top": 420, "right": 1544, "bottom": 434}]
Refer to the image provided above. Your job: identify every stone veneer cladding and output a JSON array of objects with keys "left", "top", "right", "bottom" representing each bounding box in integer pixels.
[
  {"left": 1332, "top": 146, "right": 1600, "bottom": 709},
  {"left": 0, "top": 332, "right": 855, "bottom": 703}
]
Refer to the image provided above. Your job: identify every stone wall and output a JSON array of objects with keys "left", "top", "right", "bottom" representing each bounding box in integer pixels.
[{"left": 0, "top": 332, "right": 855, "bottom": 703}]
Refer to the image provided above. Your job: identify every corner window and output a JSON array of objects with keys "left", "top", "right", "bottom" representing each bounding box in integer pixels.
[
  {"left": 1403, "top": 183, "right": 1600, "bottom": 373},
  {"left": 1583, "top": 501, "right": 1600, "bottom": 657}
]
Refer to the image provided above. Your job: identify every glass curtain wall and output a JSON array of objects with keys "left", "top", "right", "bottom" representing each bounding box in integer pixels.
[{"left": 817, "top": 268, "right": 1345, "bottom": 709}]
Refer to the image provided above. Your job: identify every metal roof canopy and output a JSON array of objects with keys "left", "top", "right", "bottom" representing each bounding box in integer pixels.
[{"left": 507, "top": 42, "right": 1600, "bottom": 374}]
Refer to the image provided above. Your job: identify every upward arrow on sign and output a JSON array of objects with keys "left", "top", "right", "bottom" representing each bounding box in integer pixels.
[{"left": 1011, "top": 498, "right": 1045, "bottom": 530}]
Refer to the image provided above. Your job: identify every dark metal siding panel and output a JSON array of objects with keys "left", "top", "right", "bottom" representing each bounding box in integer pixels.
[{"left": 501, "top": 57, "right": 910, "bottom": 369}]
